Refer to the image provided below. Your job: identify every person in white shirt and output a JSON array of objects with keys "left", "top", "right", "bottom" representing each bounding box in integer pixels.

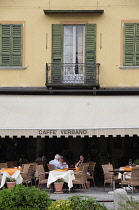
[{"left": 49, "top": 154, "right": 65, "bottom": 169}]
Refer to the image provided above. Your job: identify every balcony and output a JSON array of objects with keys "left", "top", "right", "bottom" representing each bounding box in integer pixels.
[{"left": 46, "top": 63, "right": 100, "bottom": 89}]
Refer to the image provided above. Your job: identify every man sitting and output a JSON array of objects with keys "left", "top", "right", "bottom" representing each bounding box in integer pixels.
[{"left": 49, "top": 154, "right": 65, "bottom": 169}]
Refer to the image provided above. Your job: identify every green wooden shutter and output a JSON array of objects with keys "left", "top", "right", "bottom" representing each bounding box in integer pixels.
[
  {"left": 0, "top": 25, "right": 2, "bottom": 65},
  {"left": 1, "top": 25, "right": 11, "bottom": 66},
  {"left": 12, "top": 24, "right": 22, "bottom": 66},
  {"left": 0, "top": 24, "right": 22, "bottom": 66},
  {"left": 85, "top": 24, "right": 96, "bottom": 84},
  {"left": 52, "top": 24, "right": 63, "bottom": 84},
  {"left": 135, "top": 24, "right": 139, "bottom": 66},
  {"left": 124, "top": 23, "right": 135, "bottom": 66}
]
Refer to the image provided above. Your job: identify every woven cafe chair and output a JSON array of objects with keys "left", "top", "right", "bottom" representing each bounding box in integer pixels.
[
  {"left": 87, "top": 161, "right": 96, "bottom": 187},
  {"left": 37, "top": 161, "right": 46, "bottom": 168},
  {"left": 36, "top": 165, "right": 48, "bottom": 189},
  {"left": 74, "top": 163, "right": 89, "bottom": 179},
  {"left": 7, "top": 162, "right": 14, "bottom": 168},
  {"left": 47, "top": 164, "right": 55, "bottom": 171},
  {"left": 102, "top": 163, "right": 119, "bottom": 191},
  {"left": 29, "top": 162, "right": 38, "bottom": 185},
  {"left": 121, "top": 167, "right": 139, "bottom": 194},
  {"left": 0, "top": 163, "right": 8, "bottom": 169},
  {"left": 22, "top": 163, "right": 31, "bottom": 172},
  {"left": 72, "top": 165, "right": 89, "bottom": 190},
  {"left": 21, "top": 164, "right": 35, "bottom": 186}
]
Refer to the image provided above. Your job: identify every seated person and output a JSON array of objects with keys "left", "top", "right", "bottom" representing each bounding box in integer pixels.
[
  {"left": 75, "top": 155, "right": 84, "bottom": 168},
  {"left": 49, "top": 154, "right": 65, "bottom": 169},
  {"left": 59, "top": 158, "right": 68, "bottom": 168}
]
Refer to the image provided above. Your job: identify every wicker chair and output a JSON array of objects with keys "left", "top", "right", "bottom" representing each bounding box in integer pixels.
[
  {"left": 6, "top": 162, "right": 14, "bottom": 168},
  {"left": 21, "top": 164, "right": 35, "bottom": 186},
  {"left": 102, "top": 163, "right": 119, "bottom": 191},
  {"left": 121, "top": 167, "right": 139, "bottom": 194},
  {"left": 37, "top": 161, "right": 46, "bottom": 168},
  {"left": 73, "top": 165, "right": 89, "bottom": 189},
  {"left": 47, "top": 164, "right": 55, "bottom": 171},
  {"left": 22, "top": 164, "right": 31, "bottom": 172},
  {"left": 87, "top": 161, "right": 96, "bottom": 187},
  {"left": 36, "top": 165, "right": 48, "bottom": 189},
  {"left": 0, "top": 163, "right": 8, "bottom": 168}
]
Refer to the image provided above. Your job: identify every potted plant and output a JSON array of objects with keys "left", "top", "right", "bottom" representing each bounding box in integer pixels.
[
  {"left": 54, "top": 179, "right": 64, "bottom": 193},
  {"left": 6, "top": 177, "right": 16, "bottom": 189}
]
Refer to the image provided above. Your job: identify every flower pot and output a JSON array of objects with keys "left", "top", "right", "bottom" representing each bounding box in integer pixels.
[
  {"left": 6, "top": 182, "right": 16, "bottom": 189},
  {"left": 54, "top": 182, "right": 64, "bottom": 193}
]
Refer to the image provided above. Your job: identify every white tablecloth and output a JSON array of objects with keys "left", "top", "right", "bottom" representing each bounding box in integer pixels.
[
  {"left": 0, "top": 170, "right": 23, "bottom": 188},
  {"left": 47, "top": 170, "right": 75, "bottom": 190}
]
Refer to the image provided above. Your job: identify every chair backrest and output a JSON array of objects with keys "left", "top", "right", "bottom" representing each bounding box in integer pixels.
[
  {"left": 0, "top": 162, "right": 8, "bottom": 168},
  {"left": 22, "top": 164, "right": 31, "bottom": 173},
  {"left": 81, "top": 165, "right": 89, "bottom": 183},
  {"left": 37, "top": 161, "right": 46, "bottom": 168},
  {"left": 29, "top": 162, "right": 37, "bottom": 170},
  {"left": 102, "top": 164, "right": 113, "bottom": 173},
  {"left": 28, "top": 165, "right": 35, "bottom": 178},
  {"left": 47, "top": 164, "right": 55, "bottom": 171},
  {"left": 79, "top": 163, "right": 89, "bottom": 171},
  {"left": 7, "top": 162, "right": 14, "bottom": 168},
  {"left": 36, "top": 165, "right": 45, "bottom": 180},
  {"left": 88, "top": 162, "right": 96, "bottom": 172},
  {"left": 131, "top": 167, "right": 139, "bottom": 183},
  {"left": 102, "top": 164, "right": 113, "bottom": 179}
]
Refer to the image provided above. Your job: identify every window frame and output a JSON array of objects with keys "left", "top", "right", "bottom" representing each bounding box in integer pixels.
[{"left": 0, "top": 21, "right": 25, "bottom": 70}]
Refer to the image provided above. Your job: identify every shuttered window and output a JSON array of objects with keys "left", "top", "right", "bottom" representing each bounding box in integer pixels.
[
  {"left": 124, "top": 23, "right": 139, "bottom": 66},
  {"left": 85, "top": 24, "right": 96, "bottom": 83},
  {"left": 0, "top": 24, "right": 22, "bottom": 66},
  {"left": 52, "top": 24, "right": 96, "bottom": 84}
]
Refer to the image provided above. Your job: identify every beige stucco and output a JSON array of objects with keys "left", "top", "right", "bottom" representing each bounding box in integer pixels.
[{"left": 0, "top": 0, "right": 139, "bottom": 87}]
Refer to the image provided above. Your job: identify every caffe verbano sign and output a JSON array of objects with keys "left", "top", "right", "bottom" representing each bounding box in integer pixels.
[
  {"left": 0, "top": 128, "right": 139, "bottom": 138},
  {"left": 38, "top": 129, "right": 88, "bottom": 136}
]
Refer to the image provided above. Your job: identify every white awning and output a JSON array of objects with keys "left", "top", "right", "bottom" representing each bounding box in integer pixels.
[{"left": 0, "top": 95, "right": 139, "bottom": 137}]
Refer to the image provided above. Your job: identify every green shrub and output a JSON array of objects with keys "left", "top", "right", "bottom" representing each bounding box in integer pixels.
[
  {"left": 119, "top": 196, "right": 139, "bottom": 210},
  {"left": 0, "top": 184, "right": 52, "bottom": 210},
  {"left": 68, "top": 196, "right": 108, "bottom": 210},
  {"left": 48, "top": 199, "right": 72, "bottom": 210},
  {"left": 49, "top": 196, "right": 108, "bottom": 210}
]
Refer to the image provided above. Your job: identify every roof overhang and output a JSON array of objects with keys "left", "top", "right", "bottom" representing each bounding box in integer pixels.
[{"left": 43, "top": 10, "right": 104, "bottom": 14}]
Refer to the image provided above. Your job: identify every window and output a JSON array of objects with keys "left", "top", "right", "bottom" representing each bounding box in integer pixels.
[
  {"left": 0, "top": 24, "right": 23, "bottom": 66},
  {"left": 63, "top": 25, "right": 85, "bottom": 83},
  {"left": 51, "top": 24, "right": 96, "bottom": 84},
  {"left": 124, "top": 23, "right": 139, "bottom": 66}
]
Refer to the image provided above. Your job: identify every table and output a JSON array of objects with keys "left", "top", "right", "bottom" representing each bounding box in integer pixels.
[
  {"left": 47, "top": 170, "right": 75, "bottom": 190},
  {"left": 109, "top": 168, "right": 132, "bottom": 188},
  {"left": 0, "top": 168, "right": 23, "bottom": 188}
]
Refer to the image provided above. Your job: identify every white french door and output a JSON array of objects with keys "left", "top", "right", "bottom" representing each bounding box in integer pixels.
[{"left": 63, "top": 25, "right": 85, "bottom": 83}]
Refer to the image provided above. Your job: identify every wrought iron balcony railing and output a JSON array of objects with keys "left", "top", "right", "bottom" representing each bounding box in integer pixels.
[{"left": 46, "top": 63, "right": 100, "bottom": 88}]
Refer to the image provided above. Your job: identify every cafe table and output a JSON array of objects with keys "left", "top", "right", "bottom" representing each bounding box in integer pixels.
[
  {"left": 109, "top": 167, "right": 132, "bottom": 189},
  {"left": 47, "top": 169, "right": 75, "bottom": 191},
  {"left": 0, "top": 168, "right": 23, "bottom": 189}
]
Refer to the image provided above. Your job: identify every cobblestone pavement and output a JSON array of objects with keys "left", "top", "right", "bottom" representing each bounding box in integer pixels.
[{"left": 47, "top": 186, "right": 139, "bottom": 210}]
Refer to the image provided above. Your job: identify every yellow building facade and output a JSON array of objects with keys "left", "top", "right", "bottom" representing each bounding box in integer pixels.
[{"left": 0, "top": 0, "right": 139, "bottom": 87}]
